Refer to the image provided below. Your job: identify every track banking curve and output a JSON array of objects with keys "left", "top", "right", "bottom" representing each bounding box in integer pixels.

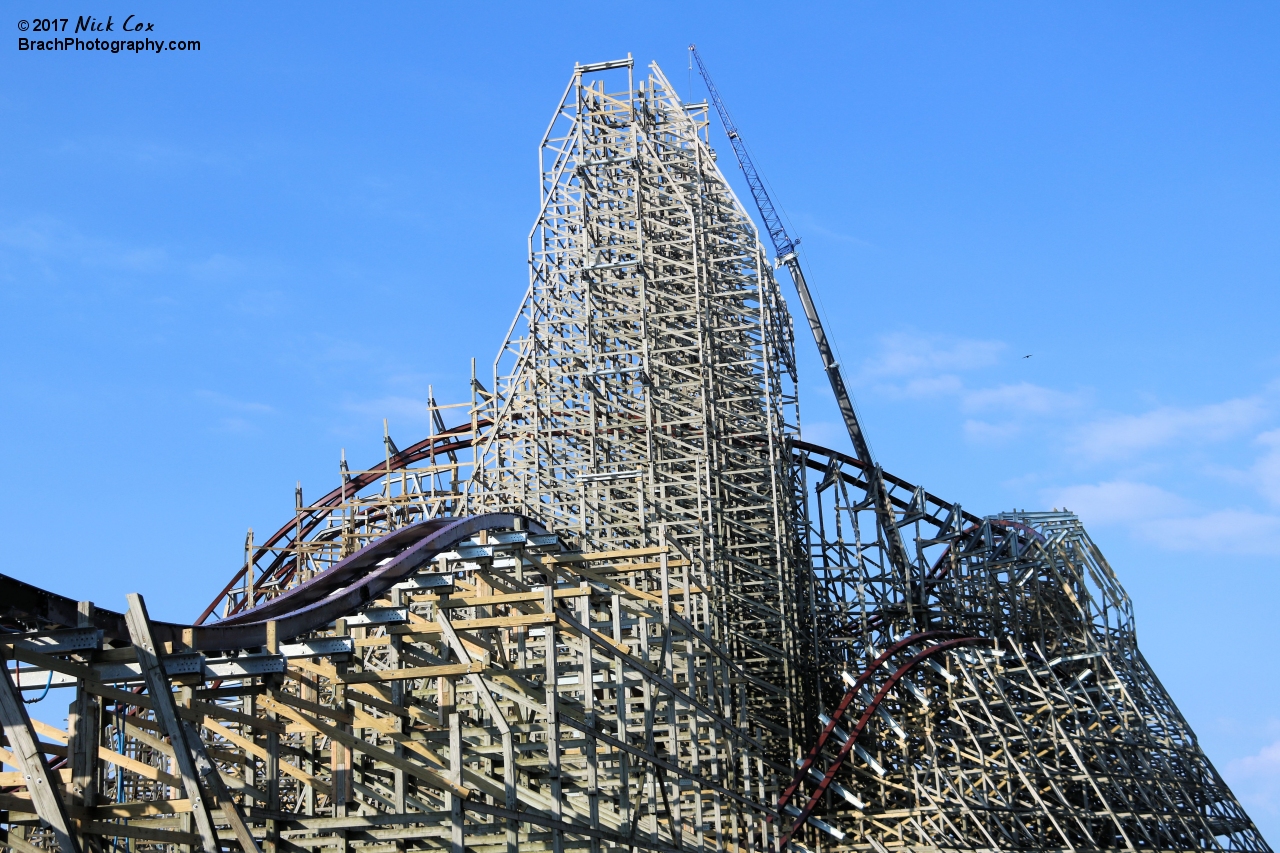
[
  {"left": 196, "top": 420, "right": 488, "bottom": 625},
  {"left": 0, "top": 512, "right": 539, "bottom": 653}
]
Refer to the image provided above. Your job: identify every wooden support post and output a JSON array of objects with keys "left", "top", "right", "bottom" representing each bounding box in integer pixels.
[
  {"left": 448, "top": 701, "right": 464, "bottom": 853},
  {"left": 434, "top": 609, "right": 513, "bottom": 853},
  {"left": 330, "top": 618, "right": 352, "bottom": 824},
  {"left": 263, "top": 621, "right": 280, "bottom": 853},
  {"left": 581, "top": 589, "right": 600, "bottom": 853},
  {"left": 0, "top": 654, "right": 82, "bottom": 853},
  {"left": 612, "top": 592, "right": 632, "bottom": 834},
  {"left": 67, "top": 686, "right": 101, "bottom": 853},
  {"left": 388, "top": 591, "right": 407, "bottom": 814},
  {"left": 434, "top": 612, "right": 509, "bottom": 736},
  {"left": 67, "top": 688, "right": 99, "bottom": 804},
  {"left": 543, "top": 581, "right": 563, "bottom": 853},
  {"left": 125, "top": 593, "right": 261, "bottom": 853}
]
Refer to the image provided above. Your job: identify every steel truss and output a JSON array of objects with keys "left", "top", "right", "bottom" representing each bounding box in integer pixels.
[{"left": 0, "top": 56, "right": 1267, "bottom": 853}]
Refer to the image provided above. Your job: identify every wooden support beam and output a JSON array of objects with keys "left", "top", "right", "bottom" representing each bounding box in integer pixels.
[
  {"left": 258, "top": 693, "right": 467, "bottom": 799},
  {"left": 0, "top": 656, "right": 82, "bottom": 853},
  {"left": 125, "top": 592, "right": 260, "bottom": 853},
  {"left": 434, "top": 611, "right": 510, "bottom": 736}
]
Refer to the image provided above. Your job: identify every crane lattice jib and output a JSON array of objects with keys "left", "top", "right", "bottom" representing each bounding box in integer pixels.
[{"left": 690, "top": 45, "right": 796, "bottom": 260}]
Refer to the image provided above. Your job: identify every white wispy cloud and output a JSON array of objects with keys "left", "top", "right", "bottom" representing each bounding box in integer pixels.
[
  {"left": 342, "top": 396, "right": 439, "bottom": 430},
  {"left": 1072, "top": 396, "right": 1270, "bottom": 461},
  {"left": 857, "top": 331, "right": 1005, "bottom": 382},
  {"left": 1254, "top": 429, "right": 1280, "bottom": 507},
  {"left": 962, "top": 382, "right": 1085, "bottom": 415},
  {"left": 963, "top": 419, "right": 1024, "bottom": 443},
  {"left": 0, "top": 217, "right": 169, "bottom": 274},
  {"left": 1137, "top": 509, "right": 1280, "bottom": 555},
  {"left": 1046, "top": 479, "right": 1280, "bottom": 555},
  {"left": 1227, "top": 739, "right": 1280, "bottom": 820},
  {"left": 1048, "top": 480, "right": 1189, "bottom": 525}
]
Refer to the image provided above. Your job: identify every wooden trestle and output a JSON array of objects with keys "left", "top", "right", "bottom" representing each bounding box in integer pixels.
[{"left": 0, "top": 523, "right": 783, "bottom": 853}]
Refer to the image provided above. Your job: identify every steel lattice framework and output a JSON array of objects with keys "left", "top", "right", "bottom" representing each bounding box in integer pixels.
[{"left": 0, "top": 56, "right": 1266, "bottom": 853}]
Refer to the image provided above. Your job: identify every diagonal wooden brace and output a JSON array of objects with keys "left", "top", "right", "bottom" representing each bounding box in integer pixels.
[
  {"left": 125, "top": 593, "right": 262, "bottom": 853},
  {"left": 0, "top": 655, "right": 82, "bottom": 853},
  {"left": 434, "top": 610, "right": 510, "bottom": 735}
]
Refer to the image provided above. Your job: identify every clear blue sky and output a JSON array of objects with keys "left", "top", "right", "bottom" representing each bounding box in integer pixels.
[{"left": 3, "top": 1, "right": 1277, "bottom": 835}]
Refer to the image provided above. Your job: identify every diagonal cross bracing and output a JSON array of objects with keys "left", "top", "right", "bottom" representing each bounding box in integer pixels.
[{"left": 469, "top": 59, "right": 813, "bottom": 766}]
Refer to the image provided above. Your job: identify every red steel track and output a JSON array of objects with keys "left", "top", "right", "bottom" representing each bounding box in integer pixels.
[
  {"left": 196, "top": 421, "right": 487, "bottom": 625},
  {"left": 777, "top": 635, "right": 995, "bottom": 848}
]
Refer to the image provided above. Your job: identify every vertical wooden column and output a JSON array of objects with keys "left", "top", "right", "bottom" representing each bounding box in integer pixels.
[
  {"left": 298, "top": 669, "right": 317, "bottom": 817},
  {"left": 0, "top": 652, "right": 82, "bottom": 853},
  {"left": 580, "top": 583, "right": 600, "bottom": 853},
  {"left": 611, "top": 592, "right": 631, "bottom": 833},
  {"left": 330, "top": 618, "right": 352, "bottom": 819},
  {"left": 543, "top": 580, "right": 563, "bottom": 853},
  {"left": 434, "top": 607, "right": 513, "bottom": 853},
  {"left": 263, "top": 620, "right": 280, "bottom": 853},
  {"left": 439, "top": 672, "right": 463, "bottom": 853},
  {"left": 657, "top": 545, "right": 682, "bottom": 844},
  {"left": 387, "top": 590, "right": 407, "bottom": 813},
  {"left": 69, "top": 600, "right": 100, "bottom": 853},
  {"left": 448, "top": 706, "right": 464, "bottom": 853}
]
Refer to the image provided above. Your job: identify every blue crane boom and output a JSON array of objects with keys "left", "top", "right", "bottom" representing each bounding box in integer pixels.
[
  {"left": 689, "top": 45, "right": 915, "bottom": 581},
  {"left": 691, "top": 49, "right": 797, "bottom": 260}
]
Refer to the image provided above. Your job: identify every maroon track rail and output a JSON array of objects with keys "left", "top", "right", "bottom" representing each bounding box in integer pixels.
[
  {"left": 774, "top": 630, "right": 965, "bottom": 812},
  {"left": 778, "top": 636, "right": 994, "bottom": 848},
  {"left": 196, "top": 421, "right": 488, "bottom": 625}
]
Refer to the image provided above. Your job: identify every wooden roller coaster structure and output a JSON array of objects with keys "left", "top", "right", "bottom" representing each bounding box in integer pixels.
[{"left": 0, "top": 56, "right": 1267, "bottom": 853}]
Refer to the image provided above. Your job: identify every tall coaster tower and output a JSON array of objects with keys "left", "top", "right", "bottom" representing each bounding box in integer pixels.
[
  {"left": 43, "top": 54, "right": 1263, "bottom": 853},
  {"left": 470, "top": 57, "right": 812, "bottom": 761}
]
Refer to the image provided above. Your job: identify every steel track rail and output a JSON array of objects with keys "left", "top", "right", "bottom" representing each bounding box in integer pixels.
[
  {"left": 0, "top": 512, "right": 540, "bottom": 653},
  {"left": 195, "top": 421, "right": 488, "bottom": 625}
]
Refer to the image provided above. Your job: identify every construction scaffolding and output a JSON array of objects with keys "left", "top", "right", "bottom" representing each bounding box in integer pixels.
[{"left": 0, "top": 56, "right": 1268, "bottom": 853}]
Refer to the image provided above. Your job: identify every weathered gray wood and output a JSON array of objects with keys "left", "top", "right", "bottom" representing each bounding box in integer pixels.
[
  {"left": 0, "top": 658, "right": 81, "bottom": 853},
  {"left": 67, "top": 688, "right": 99, "bottom": 807},
  {"left": 1, "top": 827, "right": 50, "bottom": 853},
  {"left": 125, "top": 592, "right": 265, "bottom": 853},
  {"left": 185, "top": 719, "right": 265, "bottom": 853},
  {"left": 433, "top": 611, "right": 509, "bottom": 735}
]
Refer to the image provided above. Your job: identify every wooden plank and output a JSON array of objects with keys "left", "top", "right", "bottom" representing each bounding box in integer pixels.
[
  {"left": 354, "top": 612, "right": 556, "bottom": 646},
  {"left": 90, "top": 798, "right": 192, "bottom": 818},
  {"left": 0, "top": 655, "right": 82, "bottom": 853},
  {"left": 541, "top": 546, "right": 671, "bottom": 563},
  {"left": 98, "top": 744, "right": 183, "bottom": 788},
  {"left": 432, "top": 588, "right": 589, "bottom": 609},
  {"left": 265, "top": 687, "right": 354, "bottom": 723},
  {"left": 0, "top": 768, "right": 71, "bottom": 786},
  {"left": 434, "top": 612, "right": 509, "bottom": 736},
  {"left": 341, "top": 662, "right": 486, "bottom": 684},
  {"left": 257, "top": 692, "right": 468, "bottom": 799},
  {"left": 192, "top": 697, "right": 288, "bottom": 734},
  {"left": 183, "top": 718, "right": 267, "bottom": 853},
  {"left": 203, "top": 716, "right": 332, "bottom": 797},
  {"left": 79, "top": 820, "right": 201, "bottom": 845},
  {"left": 125, "top": 592, "right": 246, "bottom": 853},
  {"left": 0, "top": 828, "right": 48, "bottom": 853}
]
